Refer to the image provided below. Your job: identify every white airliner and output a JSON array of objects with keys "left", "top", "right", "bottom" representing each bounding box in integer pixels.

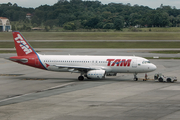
[{"left": 8, "top": 31, "right": 157, "bottom": 81}]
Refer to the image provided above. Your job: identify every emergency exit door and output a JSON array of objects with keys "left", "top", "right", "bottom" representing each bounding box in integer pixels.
[{"left": 132, "top": 59, "right": 137, "bottom": 68}]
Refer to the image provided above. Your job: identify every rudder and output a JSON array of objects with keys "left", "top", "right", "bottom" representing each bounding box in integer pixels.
[{"left": 12, "top": 31, "right": 36, "bottom": 56}]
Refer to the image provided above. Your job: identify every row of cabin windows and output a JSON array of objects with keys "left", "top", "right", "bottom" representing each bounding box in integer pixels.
[{"left": 44, "top": 60, "right": 108, "bottom": 63}]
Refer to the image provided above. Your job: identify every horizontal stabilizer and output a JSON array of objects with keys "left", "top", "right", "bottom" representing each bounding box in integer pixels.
[{"left": 7, "top": 58, "right": 28, "bottom": 63}]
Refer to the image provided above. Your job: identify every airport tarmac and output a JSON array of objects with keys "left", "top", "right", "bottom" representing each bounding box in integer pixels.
[{"left": 0, "top": 49, "right": 180, "bottom": 120}]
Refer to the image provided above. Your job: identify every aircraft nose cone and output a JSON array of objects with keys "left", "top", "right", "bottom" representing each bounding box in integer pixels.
[{"left": 151, "top": 64, "right": 157, "bottom": 71}]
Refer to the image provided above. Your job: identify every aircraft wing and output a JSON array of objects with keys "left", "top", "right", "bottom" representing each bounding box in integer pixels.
[
  {"left": 53, "top": 65, "right": 101, "bottom": 73},
  {"left": 53, "top": 65, "right": 108, "bottom": 72},
  {"left": 54, "top": 65, "right": 94, "bottom": 70}
]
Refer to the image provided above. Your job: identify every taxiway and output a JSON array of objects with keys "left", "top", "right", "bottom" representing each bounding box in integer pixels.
[{"left": 0, "top": 49, "right": 180, "bottom": 120}]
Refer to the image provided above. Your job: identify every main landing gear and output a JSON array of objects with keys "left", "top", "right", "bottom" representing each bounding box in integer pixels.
[
  {"left": 78, "top": 73, "right": 84, "bottom": 81},
  {"left": 134, "top": 73, "right": 138, "bottom": 81},
  {"left": 78, "top": 73, "right": 90, "bottom": 81},
  {"left": 78, "top": 76, "right": 84, "bottom": 81}
]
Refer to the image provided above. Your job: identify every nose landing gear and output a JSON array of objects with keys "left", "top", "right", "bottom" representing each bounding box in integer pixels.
[{"left": 134, "top": 73, "right": 138, "bottom": 81}]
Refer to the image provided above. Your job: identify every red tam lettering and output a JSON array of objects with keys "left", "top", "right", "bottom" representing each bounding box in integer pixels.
[
  {"left": 106, "top": 59, "right": 115, "bottom": 66},
  {"left": 111, "top": 59, "right": 121, "bottom": 66},
  {"left": 120, "top": 59, "right": 132, "bottom": 67}
]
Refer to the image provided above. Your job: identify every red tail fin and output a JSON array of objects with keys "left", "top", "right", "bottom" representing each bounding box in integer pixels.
[{"left": 12, "top": 31, "right": 36, "bottom": 56}]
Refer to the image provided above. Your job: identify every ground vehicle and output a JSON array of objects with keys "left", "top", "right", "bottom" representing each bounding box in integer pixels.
[{"left": 154, "top": 73, "right": 177, "bottom": 83}]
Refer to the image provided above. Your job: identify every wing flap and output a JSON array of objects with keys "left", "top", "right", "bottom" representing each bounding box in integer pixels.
[{"left": 54, "top": 65, "right": 93, "bottom": 70}]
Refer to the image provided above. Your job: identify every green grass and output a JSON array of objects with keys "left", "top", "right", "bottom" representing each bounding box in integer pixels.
[
  {"left": 151, "top": 50, "right": 180, "bottom": 54},
  {"left": 140, "top": 27, "right": 180, "bottom": 32},
  {"left": 1, "top": 42, "right": 180, "bottom": 48},
  {"left": 0, "top": 50, "right": 16, "bottom": 53},
  {"left": 29, "top": 42, "right": 180, "bottom": 48},
  {"left": 0, "top": 50, "right": 40, "bottom": 53},
  {"left": 1, "top": 32, "right": 180, "bottom": 40},
  {"left": 146, "top": 57, "right": 180, "bottom": 59},
  {"left": 124, "top": 27, "right": 180, "bottom": 32}
]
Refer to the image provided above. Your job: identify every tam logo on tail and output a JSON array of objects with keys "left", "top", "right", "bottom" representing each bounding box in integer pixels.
[
  {"left": 15, "top": 34, "right": 32, "bottom": 55},
  {"left": 12, "top": 31, "right": 36, "bottom": 56}
]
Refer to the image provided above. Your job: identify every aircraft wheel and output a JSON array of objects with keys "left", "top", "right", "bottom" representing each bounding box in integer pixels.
[
  {"left": 78, "top": 76, "right": 84, "bottom": 81},
  {"left": 134, "top": 73, "right": 138, "bottom": 81}
]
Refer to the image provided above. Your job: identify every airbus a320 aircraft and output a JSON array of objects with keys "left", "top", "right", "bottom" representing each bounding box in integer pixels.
[{"left": 8, "top": 31, "right": 156, "bottom": 81}]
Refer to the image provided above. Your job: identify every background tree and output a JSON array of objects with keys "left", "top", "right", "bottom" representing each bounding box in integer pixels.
[
  {"left": 1, "top": 1, "right": 180, "bottom": 30},
  {"left": 114, "top": 16, "right": 124, "bottom": 30},
  {"left": 63, "top": 22, "right": 76, "bottom": 30}
]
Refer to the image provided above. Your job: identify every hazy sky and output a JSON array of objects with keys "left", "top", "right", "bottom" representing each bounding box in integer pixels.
[{"left": 1, "top": 0, "right": 180, "bottom": 9}]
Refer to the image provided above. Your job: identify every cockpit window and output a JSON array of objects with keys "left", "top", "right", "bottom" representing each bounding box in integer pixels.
[{"left": 142, "top": 61, "right": 151, "bottom": 64}]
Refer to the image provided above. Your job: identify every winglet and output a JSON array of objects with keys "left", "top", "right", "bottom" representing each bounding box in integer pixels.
[{"left": 12, "top": 31, "right": 36, "bottom": 56}]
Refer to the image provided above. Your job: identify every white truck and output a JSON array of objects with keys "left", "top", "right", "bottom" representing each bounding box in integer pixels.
[{"left": 154, "top": 73, "right": 177, "bottom": 83}]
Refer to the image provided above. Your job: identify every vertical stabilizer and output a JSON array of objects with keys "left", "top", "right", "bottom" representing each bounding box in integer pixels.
[{"left": 12, "top": 31, "right": 36, "bottom": 56}]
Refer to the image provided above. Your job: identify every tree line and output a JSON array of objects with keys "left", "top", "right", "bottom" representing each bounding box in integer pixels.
[{"left": 1, "top": 1, "right": 180, "bottom": 30}]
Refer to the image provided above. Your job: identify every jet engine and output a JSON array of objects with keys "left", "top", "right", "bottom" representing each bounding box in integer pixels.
[{"left": 87, "top": 70, "right": 105, "bottom": 79}]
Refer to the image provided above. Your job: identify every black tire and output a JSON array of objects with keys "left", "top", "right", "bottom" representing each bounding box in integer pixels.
[
  {"left": 78, "top": 76, "right": 84, "bottom": 81},
  {"left": 167, "top": 78, "right": 171, "bottom": 83},
  {"left": 158, "top": 77, "right": 163, "bottom": 82},
  {"left": 134, "top": 78, "right": 138, "bottom": 81}
]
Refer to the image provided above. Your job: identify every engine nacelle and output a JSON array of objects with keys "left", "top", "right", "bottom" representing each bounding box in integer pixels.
[{"left": 87, "top": 70, "right": 105, "bottom": 79}]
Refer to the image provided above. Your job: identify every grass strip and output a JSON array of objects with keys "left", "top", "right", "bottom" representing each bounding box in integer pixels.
[
  {"left": 0, "top": 50, "right": 16, "bottom": 53},
  {"left": 0, "top": 42, "right": 180, "bottom": 48},
  {"left": 1, "top": 32, "right": 180, "bottom": 40},
  {"left": 0, "top": 50, "right": 40, "bottom": 53},
  {"left": 150, "top": 50, "right": 180, "bottom": 54},
  {"left": 146, "top": 57, "right": 180, "bottom": 59}
]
